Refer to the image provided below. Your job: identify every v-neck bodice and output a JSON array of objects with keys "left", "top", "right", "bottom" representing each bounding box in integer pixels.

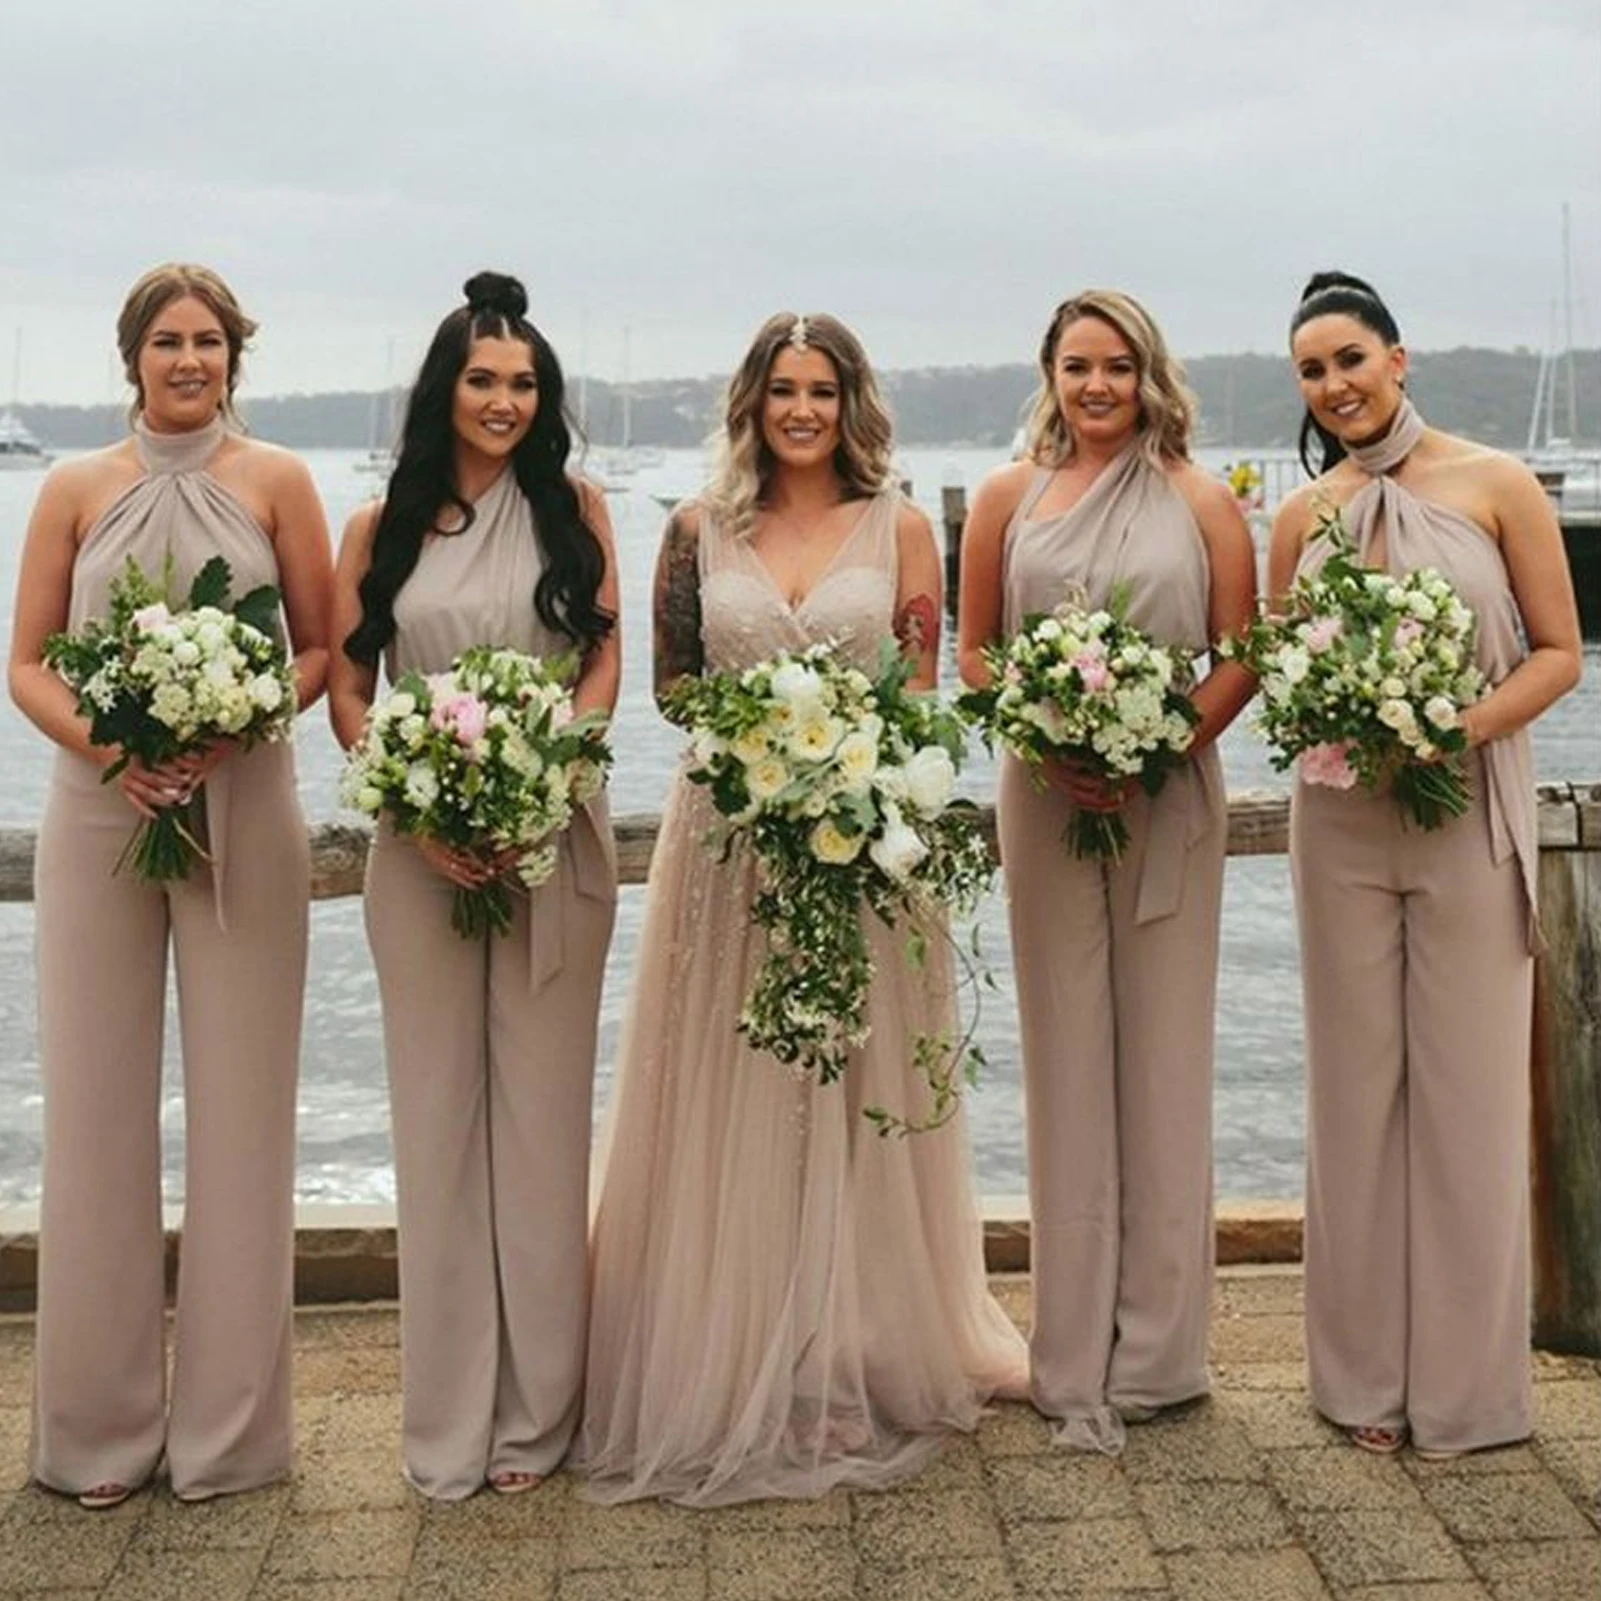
[{"left": 698, "top": 492, "right": 899, "bottom": 672}]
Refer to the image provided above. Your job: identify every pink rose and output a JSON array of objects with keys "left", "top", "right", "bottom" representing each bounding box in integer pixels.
[
  {"left": 132, "top": 602, "right": 171, "bottom": 633},
  {"left": 1299, "top": 741, "right": 1359, "bottom": 790},
  {"left": 1073, "top": 653, "right": 1111, "bottom": 693},
  {"left": 1304, "top": 616, "right": 1343, "bottom": 654},
  {"left": 1393, "top": 619, "right": 1423, "bottom": 649},
  {"left": 430, "top": 691, "right": 488, "bottom": 746}
]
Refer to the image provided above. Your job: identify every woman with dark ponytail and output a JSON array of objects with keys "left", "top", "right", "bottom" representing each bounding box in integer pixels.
[
  {"left": 1271, "top": 271, "right": 1581, "bottom": 1459},
  {"left": 329, "top": 272, "right": 619, "bottom": 1498}
]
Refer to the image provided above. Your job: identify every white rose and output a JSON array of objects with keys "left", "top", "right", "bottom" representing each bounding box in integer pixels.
[
  {"left": 746, "top": 755, "right": 790, "bottom": 802},
  {"left": 902, "top": 745, "right": 956, "bottom": 817},
  {"left": 810, "top": 818, "right": 865, "bottom": 865},
  {"left": 787, "top": 711, "right": 845, "bottom": 762},
  {"left": 835, "top": 729, "right": 880, "bottom": 788},
  {"left": 1377, "top": 699, "right": 1416, "bottom": 733},
  {"left": 249, "top": 673, "right": 285, "bottom": 713},
  {"left": 387, "top": 691, "right": 417, "bottom": 721},
  {"left": 869, "top": 816, "right": 929, "bottom": 881},
  {"left": 769, "top": 661, "right": 824, "bottom": 704},
  {"left": 730, "top": 726, "right": 771, "bottom": 766},
  {"left": 1423, "top": 695, "right": 1459, "bottom": 731},
  {"left": 1279, "top": 646, "right": 1311, "bottom": 685},
  {"left": 403, "top": 763, "right": 440, "bottom": 809}
]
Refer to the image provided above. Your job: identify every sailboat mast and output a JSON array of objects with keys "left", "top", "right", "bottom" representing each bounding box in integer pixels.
[
  {"left": 1562, "top": 201, "right": 1578, "bottom": 443},
  {"left": 620, "top": 325, "right": 632, "bottom": 450}
]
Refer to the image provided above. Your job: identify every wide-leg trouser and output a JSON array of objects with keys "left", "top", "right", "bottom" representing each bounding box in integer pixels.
[
  {"left": 1293, "top": 770, "right": 1532, "bottom": 1452},
  {"left": 998, "top": 756, "right": 1225, "bottom": 1449},
  {"left": 32, "top": 748, "right": 306, "bottom": 1498},
  {"left": 366, "top": 824, "right": 614, "bottom": 1499}
]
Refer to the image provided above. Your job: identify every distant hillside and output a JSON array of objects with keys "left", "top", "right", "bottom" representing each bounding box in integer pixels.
[{"left": 14, "top": 348, "right": 1600, "bottom": 453}]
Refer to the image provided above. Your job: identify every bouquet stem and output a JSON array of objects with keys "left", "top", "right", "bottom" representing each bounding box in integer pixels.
[
  {"left": 118, "top": 796, "right": 210, "bottom": 881},
  {"left": 1064, "top": 807, "right": 1131, "bottom": 863},
  {"left": 1392, "top": 761, "right": 1472, "bottom": 830},
  {"left": 451, "top": 879, "right": 519, "bottom": 940}
]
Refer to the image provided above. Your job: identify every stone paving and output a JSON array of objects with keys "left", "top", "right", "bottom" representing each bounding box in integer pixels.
[{"left": 0, "top": 1268, "right": 1596, "bottom": 1600}]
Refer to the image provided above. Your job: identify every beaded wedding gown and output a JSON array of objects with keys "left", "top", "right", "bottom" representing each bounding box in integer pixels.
[{"left": 579, "top": 490, "right": 1027, "bottom": 1505}]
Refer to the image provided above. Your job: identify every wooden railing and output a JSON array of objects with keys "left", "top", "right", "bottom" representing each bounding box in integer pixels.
[{"left": 1, "top": 783, "right": 1597, "bottom": 1354}]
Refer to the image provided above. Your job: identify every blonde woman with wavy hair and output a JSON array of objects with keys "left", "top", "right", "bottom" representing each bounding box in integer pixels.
[
  {"left": 957, "top": 289, "right": 1255, "bottom": 1454},
  {"left": 581, "top": 311, "right": 1027, "bottom": 1505},
  {"left": 703, "top": 311, "right": 894, "bottom": 540}
]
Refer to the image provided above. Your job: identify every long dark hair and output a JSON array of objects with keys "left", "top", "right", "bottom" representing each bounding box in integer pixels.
[
  {"left": 344, "top": 271, "right": 612, "bottom": 666},
  {"left": 1290, "top": 271, "right": 1403, "bottom": 476}
]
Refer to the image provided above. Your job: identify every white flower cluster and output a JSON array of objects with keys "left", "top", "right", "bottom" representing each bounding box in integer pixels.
[
  {"left": 981, "top": 605, "right": 1195, "bottom": 778},
  {"left": 83, "top": 600, "right": 293, "bottom": 745},
  {"left": 341, "top": 648, "right": 610, "bottom": 932},
  {"left": 683, "top": 647, "right": 958, "bottom": 884},
  {"left": 1253, "top": 568, "right": 1483, "bottom": 767},
  {"left": 667, "top": 641, "right": 991, "bottom": 1100},
  {"left": 1222, "top": 509, "right": 1489, "bottom": 827}
]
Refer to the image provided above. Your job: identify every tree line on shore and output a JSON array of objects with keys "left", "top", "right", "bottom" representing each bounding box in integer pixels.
[{"left": 16, "top": 347, "right": 1600, "bottom": 454}]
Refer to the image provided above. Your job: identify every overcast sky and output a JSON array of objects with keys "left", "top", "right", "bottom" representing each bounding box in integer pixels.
[{"left": 3, "top": 0, "right": 1599, "bottom": 404}]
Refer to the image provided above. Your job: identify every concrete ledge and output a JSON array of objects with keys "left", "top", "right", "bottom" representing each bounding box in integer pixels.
[{"left": 0, "top": 1198, "right": 1305, "bottom": 1311}]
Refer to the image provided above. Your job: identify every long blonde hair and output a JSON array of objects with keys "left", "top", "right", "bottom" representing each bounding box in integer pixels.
[
  {"left": 703, "top": 312, "right": 895, "bottom": 538},
  {"left": 1022, "top": 289, "right": 1194, "bottom": 469},
  {"left": 116, "top": 262, "right": 259, "bottom": 427}
]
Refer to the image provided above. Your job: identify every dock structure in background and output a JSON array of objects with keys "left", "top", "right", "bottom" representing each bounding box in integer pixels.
[{"left": 1, "top": 782, "right": 1598, "bottom": 1354}]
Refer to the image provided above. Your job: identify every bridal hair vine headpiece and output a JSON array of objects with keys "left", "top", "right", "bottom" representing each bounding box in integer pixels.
[{"left": 788, "top": 314, "right": 809, "bottom": 351}]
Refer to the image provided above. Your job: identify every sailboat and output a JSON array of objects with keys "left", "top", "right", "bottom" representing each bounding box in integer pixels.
[
  {"left": 1525, "top": 204, "right": 1599, "bottom": 515},
  {"left": 592, "top": 326, "right": 664, "bottom": 489},
  {"left": 354, "top": 340, "right": 398, "bottom": 477},
  {"left": 0, "top": 331, "right": 55, "bottom": 471}
]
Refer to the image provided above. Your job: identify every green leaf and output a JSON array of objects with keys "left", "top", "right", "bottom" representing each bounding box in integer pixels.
[
  {"left": 187, "top": 556, "right": 232, "bottom": 611},
  {"left": 232, "top": 583, "right": 282, "bottom": 638}
]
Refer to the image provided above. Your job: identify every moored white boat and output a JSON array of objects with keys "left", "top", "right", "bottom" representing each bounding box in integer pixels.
[{"left": 0, "top": 408, "right": 53, "bottom": 471}]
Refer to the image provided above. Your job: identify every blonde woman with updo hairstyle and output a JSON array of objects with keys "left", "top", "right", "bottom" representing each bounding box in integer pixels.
[
  {"left": 957, "top": 288, "right": 1256, "bottom": 1454},
  {"left": 8, "top": 263, "right": 333, "bottom": 1508},
  {"left": 581, "top": 311, "right": 1026, "bottom": 1505}
]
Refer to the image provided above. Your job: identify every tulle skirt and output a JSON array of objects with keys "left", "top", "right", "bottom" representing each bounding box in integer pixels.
[{"left": 578, "top": 777, "right": 1027, "bottom": 1505}]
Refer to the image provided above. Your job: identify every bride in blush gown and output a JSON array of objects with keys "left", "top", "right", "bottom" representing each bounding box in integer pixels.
[{"left": 579, "top": 311, "right": 1027, "bottom": 1506}]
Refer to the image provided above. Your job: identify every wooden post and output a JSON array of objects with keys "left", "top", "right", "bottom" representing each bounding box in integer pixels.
[
  {"left": 942, "top": 484, "right": 967, "bottom": 622},
  {"left": 1531, "top": 782, "right": 1601, "bottom": 1355}
]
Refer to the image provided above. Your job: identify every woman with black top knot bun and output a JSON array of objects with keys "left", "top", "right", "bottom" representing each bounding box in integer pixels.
[
  {"left": 1272, "top": 271, "right": 1580, "bottom": 1459},
  {"left": 329, "top": 271, "right": 620, "bottom": 1498}
]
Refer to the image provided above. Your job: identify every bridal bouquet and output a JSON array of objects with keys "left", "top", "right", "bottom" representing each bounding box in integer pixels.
[
  {"left": 664, "top": 641, "right": 993, "bottom": 1129},
  {"left": 44, "top": 554, "right": 295, "bottom": 879},
  {"left": 341, "top": 646, "right": 611, "bottom": 938},
  {"left": 960, "top": 592, "right": 1199, "bottom": 862},
  {"left": 1220, "top": 504, "right": 1487, "bottom": 828}
]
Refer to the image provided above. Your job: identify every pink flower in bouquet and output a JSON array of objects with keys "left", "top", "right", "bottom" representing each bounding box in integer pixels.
[
  {"left": 431, "top": 691, "right": 489, "bottom": 746},
  {"left": 1393, "top": 618, "right": 1423, "bottom": 649},
  {"left": 1304, "top": 615, "right": 1343, "bottom": 654},
  {"left": 132, "top": 602, "right": 171, "bottom": 633},
  {"left": 1073, "top": 652, "right": 1111, "bottom": 692},
  {"left": 1299, "top": 740, "right": 1359, "bottom": 790}
]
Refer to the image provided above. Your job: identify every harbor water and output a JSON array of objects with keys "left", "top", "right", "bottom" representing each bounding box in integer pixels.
[{"left": 0, "top": 445, "right": 1596, "bottom": 1208}]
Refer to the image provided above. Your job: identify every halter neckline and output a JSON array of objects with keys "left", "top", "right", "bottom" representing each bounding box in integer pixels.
[
  {"left": 132, "top": 411, "right": 229, "bottom": 476},
  {"left": 1344, "top": 396, "right": 1424, "bottom": 477}
]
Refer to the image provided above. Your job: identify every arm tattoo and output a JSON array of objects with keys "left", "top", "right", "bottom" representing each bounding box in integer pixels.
[
  {"left": 893, "top": 592, "right": 938, "bottom": 659},
  {"left": 653, "top": 511, "right": 704, "bottom": 705}
]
